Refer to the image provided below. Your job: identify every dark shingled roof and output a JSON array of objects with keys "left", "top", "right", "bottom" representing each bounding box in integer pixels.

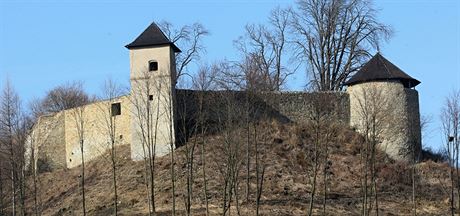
[
  {"left": 344, "top": 53, "right": 420, "bottom": 88},
  {"left": 125, "top": 22, "right": 181, "bottom": 52}
]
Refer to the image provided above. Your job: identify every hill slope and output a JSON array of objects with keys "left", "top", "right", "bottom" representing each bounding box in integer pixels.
[{"left": 25, "top": 121, "right": 451, "bottom": 215}]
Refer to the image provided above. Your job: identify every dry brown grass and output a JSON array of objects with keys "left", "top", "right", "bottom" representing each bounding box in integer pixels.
[{"left": 23, "top": 121, "right": 452, "bottom": 215}]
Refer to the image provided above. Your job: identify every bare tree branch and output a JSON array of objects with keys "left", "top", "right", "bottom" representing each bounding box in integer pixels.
[
  {"left": 291, "top": 0, "right": 392, "bottom": 91},
  {"left": 159, "top": 21, "right": 209, "bottom": 86}
]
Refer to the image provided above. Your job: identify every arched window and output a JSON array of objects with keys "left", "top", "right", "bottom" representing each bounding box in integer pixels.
[{"left": 149, "top": 60, "right": 158, "bottom": 71}]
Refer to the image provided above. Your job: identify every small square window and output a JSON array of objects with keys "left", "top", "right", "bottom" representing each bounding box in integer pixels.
[
  {"left": 149, "top": 61, "right": 158, "bottom": 71},
  {"left": 111, "top": 103, "right": 121, "bottom": 116},
  {"left": 149, "top": 95, "right": 154, "bottom": 101}
]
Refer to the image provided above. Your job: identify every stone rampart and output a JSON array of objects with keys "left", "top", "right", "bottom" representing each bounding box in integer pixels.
[{"left": 175, "top": 90, "right": 350, "bottom": 144}]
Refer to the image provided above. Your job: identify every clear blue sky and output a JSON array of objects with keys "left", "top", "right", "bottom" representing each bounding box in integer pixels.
[{"left": 0, "top": 0, "right": 459, "bottom": 150}]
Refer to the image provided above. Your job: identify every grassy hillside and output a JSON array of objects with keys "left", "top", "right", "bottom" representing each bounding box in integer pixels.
[{"left": 23, "top": 121, "right": 451, "bottom": 215}]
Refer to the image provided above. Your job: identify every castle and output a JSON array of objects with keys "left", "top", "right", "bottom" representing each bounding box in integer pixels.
[{"left": 26, "top": 22, "right": 422, "bottom": 171}]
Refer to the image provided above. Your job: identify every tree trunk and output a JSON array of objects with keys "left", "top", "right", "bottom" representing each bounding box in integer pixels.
[
  {"left": 245, "top": 93, "right": 251, "bottom": 205},
  {"left": 11, "top": 168, "right": 16, "bottom": 216},
  {"left": 19, "top": 161, "right": 25, "bottom": 216},
  {"left": 0, "top": 165, "right": 4, "bottom": 215},
  {"left": 32, "top": 145, "right": 40, "bottom": 216},
  {"left": 308, "top": 128, "right": 320, "bottom": 216},
  {"left": 323, "top": 138, "right": 329, "bottom": 215},
  {"left": 200, "top": 117, "right": 209, "bottom": 216},
  {"left": 80, "top": 140, "right": 87, "bottom": 216},
  {"left": 111, "top": 140, "right": 118, "bottom": 216}
]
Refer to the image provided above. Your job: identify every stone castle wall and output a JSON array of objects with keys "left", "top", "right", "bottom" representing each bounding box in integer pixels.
[
  {"left": 260, "top": 91, "right": 350, "bottom": 124},
  {"left": 175, "top": 90, "right": 350, "bottom": 143},
  {"left": 28, "top": 96, "right": 132, "bottom": 170},
  {"left": 29, "top": 83, "right": 420, "bottom": 169},
  {"left": 64, "top": 96, "right": 131, "bottom": 168},
  {"left": 26, "top": 112, "right": 66, "bottom": 171}
]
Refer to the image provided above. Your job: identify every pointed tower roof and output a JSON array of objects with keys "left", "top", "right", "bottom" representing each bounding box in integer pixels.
[
  {"left": 125, "top": 22, "right": 181, "bottom": 52},
  {"left": 344, "top": 53, "right": 420, "bottom": 88}
]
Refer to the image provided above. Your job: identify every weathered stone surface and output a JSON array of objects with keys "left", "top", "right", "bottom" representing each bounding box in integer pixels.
[
  {"left": 26, "top": 112, "right": 66, "bottom": 171},
  {"left": 348, "top": 81, "right": 421, "bottom": 161},
  {"left": 129, "top": 45, "right": 177, "bottom": 161},
  {"left": 64, "top": 96, "right": 132, "bottom": 168}
]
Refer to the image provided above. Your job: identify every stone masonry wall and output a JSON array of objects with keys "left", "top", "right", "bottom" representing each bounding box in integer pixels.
[
  {"left": 64, "top": 96, "right": 131, "bottom": 168},
  {"left": 25, "top": 112, "right": 66, "bottom": 171},
  {"left": 347, "top": 81, "right": 421, "bottom": 161},
  {"left": 29, "top": 84, "right": 418, "bottom": 169},
  {"left": 260, "top": 91, "right": 350, "bottom": 124},
  {"left": 404, "top": 89, "right": 422, "bottom": 159},
  {"left": 175, "top": 90, "right": 349, "bottom": 144}
]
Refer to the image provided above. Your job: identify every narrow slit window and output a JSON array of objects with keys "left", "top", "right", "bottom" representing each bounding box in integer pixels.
[
  {"left": 149, "top": 61, "right": 158, "bottom": 71},
  {"left": 111, "top": 103, "right": 121, "bottom": 116},
  {"left": 149, "top": 95, "right": 154, "bottom": 101}
]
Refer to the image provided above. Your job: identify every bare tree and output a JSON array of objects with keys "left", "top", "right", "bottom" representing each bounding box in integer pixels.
[
  {"left": 420, "top": 114, "right": 432, "bottom": 143},
  {"left": 166, "top": 84, "right": 177, "bottom": 216},
  {"left": 31, "top": 81, "right": 90, "bottom": 119},
  {"left": 16, "top": 115, "right": 30, "bottom": 216},
  {"left": 178, "top": 64, "right": 219, "bottom": 215},
  {"left": 235, "top": 7, "right": 293, "bottom": 91},
  {"left": 291, "top": 0, "right": 392, "bottom": 91},
  {"left": 130, "top": 71, "right": 161, "bottom": 215},
  {"left": 254, "top": 122, "right": 269, "bottom": 216},
  {"left": 71, "top": 105, "right": 87, "bottom": 216},
  {"left": 353, "top": 85, "right": 397, "bottom": 216},
  {"left": 304, "top": 93, "right": 337, "bottom": 216},
  {"left": 98, "top": 78, "right": 125, "bottom": 215},
  {"left": 0, "top": 151, "right": 4, "bottom": 215},
  {"left": 177, "top": 91, "right": 196, "bottom": 216},
  {"left": 191, "top": 64, "right": 219, "bottom": 215},
  {"left": 159, "top": 21, "right": 209, "bottom": 86},
  {"left": 0, "top": 79, "right": 27, "bottom": 216},
  {"left": 441, "top": 89, "right": 460, "bottom": 216},
  {"left": 408, "top": 114, "right": 426, "bottom": 216},
  {"left": 212, "top": 91, "right": 244, "bottom": 216},
  {"left": 26, "top": 120, "right": 41, "bottom": 216}
]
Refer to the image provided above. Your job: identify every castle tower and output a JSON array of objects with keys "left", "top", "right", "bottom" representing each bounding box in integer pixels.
[
  {"left": 126, "top": 22, "right": 181, "bottom": 161},
  {"left": 345, "top": 53, "right": 422, "bottom": 161}
]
